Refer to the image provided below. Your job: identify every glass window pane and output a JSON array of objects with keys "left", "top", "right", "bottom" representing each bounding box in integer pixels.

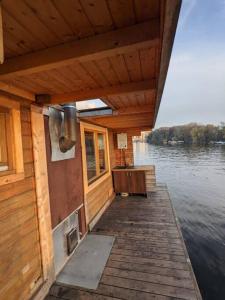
[
  {"left": 98, "top": 133, "right": 106, "bottom": 173},
  {"left": 85, "top": 131, "right": 96, "bottom": 181},
  {"left": 0, "top": 108, "right": 9, "bottom": 172}
]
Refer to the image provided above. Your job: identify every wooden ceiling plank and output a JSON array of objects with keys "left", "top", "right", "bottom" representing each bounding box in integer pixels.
[
  {"left": 52, "top": 0, "right": 94, "bottom": 38},
  {"left": 3, "top": 29, "right": 31, "bottom": 57},
  {"left": 69, "top": 63, "right": 99, "bottom": 89},
  {"left": 107, "top": 0, "right": 135, "bottom": 28},
  {"left": 115, "top": 104, "right": 154, "bottom": 115},
  {"left": 24, "top": 73, "right": 56, "bottom": 94},
  {"left": 134, "top": 0, "right": 160, "bottom": 22},
  {"left": 4, "top": 46, "right": 17, "bottom": 59},
  {"left": 140, "top": 47, "right": 156, "bottom": 80},
  {"left": 6, "top": 77, "right": 46, "bottom": 94},
  {"left": 106, "top": 95, "right": 121, "bottom": 110},
  {"left": 135, "top": 92, "right": 146, "bottom": 106},
  {"left": 24, "top": 0, "right": 75, "bottom": 43},
  {"left": 95, "top": 57, "right": 120, "bottom": 86},
  {"left": 131, "top": 94, "right": 140, "bottom": 106},
  {"left": 109, "top": 55, "right": 130, "bottom": 84},
  {"left": 81, "top": 60, "right": 110, "bottom": 88},
  {"left": 0, "top": 81, "right": 35, "bottom": 101},
  {"left": 2, "top": 9, "right": 45, "bottom": 51},
  {"left": 80, "top": 0, "right": 114, "bottom": 34},
  {"left": 45, "top": 68, "right": 79, "bottom": 91},
  {"left": 145, "top": 90, "right": 155, "bottom": 105},
  {"left": 116, "top": 95, "right": 128, "bottom": 108},
  {"left": 46, "top": 79, "right": 156, "bottom": 105},
  {"left": 124, "top": 50, "right": 142, "bottom": 82},
  {"left": 3, "top": 0, "right": 59, "bottom": 49},
  {"left": 27, "top": 73, "right": 64, "bottom": 94},
  {"left": 33, "top": 71, "right": 69, "bottom": 94},
  {"left": 57, "top": 65, "right": 85, "bottom": 90},
  {"left": 100, "top": 96, "right": 117, "bottom": 110},
  {"left": 126, "top": 94, "right": 136, "bottom": 107},
  {"left": 0, "top": 20, "right": 160, "bottom": 79}
]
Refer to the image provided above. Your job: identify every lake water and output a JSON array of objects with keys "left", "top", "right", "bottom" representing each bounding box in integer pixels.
[{"left": 134, "top": 142, "right": 225, "bottom": 300}]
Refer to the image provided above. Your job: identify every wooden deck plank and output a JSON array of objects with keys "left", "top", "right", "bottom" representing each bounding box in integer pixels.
[
  {"left": 106, "top": 259, "right": 192, "bottom": 279},
  {"left": 47, "top": 185, "right": 202, "bottom": 300},
  {"left": 104, "top": 267, "right": 194, "bottom": 289}
]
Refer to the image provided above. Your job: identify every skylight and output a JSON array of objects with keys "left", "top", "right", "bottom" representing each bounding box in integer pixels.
[{"left": 76, "top": 99, "right": 107, "bottom": 111}]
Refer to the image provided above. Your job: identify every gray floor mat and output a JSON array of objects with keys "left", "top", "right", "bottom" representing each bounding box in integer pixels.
[{"left": 56, "top": 234, "right": 115, "bottom": 290}]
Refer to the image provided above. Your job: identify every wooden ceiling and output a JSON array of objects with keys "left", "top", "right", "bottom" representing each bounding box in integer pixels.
[{"left": 0, "top": 0, "right": 181, "bottom": 130}]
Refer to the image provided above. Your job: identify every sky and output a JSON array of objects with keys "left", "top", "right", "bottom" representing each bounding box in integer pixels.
[
  {"left": 155, "top": 0, "right": 225, "bottom": 128},
  {"left": 77, "top": 0, "right": 225, "bottom": 127},
  {"left": 76, "top": 98, "right": 106, "bottom": 110}
]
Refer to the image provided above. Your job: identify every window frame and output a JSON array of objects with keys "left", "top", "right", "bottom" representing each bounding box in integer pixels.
[
  {"left": 80, "top": 122, "right": 110, "bottom": 193},
  {"left": 0, "top": 97, "right": 24, "bottom": 186}
]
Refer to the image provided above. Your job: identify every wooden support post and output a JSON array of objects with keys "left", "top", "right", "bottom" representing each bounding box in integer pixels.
[
  {"left": 0, "top": 4, "right": 4, "bottom": 64},
  {"left": 31, "top": 105, "right": 55, "bottom": 300}
]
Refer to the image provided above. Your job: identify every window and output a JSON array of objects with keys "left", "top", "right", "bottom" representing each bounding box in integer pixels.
[
  {"left": 0, "top": 98, "right": 24, "bottom": 186},
  {"left": 85, "top": 131, "right": 97, "bottom": 181},
  {"left": 0, "top": 106, "right": 13, "bottom": 173},
  {"left": 98, "top": 133, "right": 106, "bottom": 173},
  {"left": 82, "top": 124, "right": 108, "bottom": 185}
]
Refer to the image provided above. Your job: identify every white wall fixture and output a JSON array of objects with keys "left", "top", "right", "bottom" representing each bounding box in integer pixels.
[{"left": 117, "top": 133, "right": 128, "bottom": 149}]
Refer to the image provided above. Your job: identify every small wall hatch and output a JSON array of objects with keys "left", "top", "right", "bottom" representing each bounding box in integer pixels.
[{"left": 67, "top": 227, "right": 78, "bottom": 255}]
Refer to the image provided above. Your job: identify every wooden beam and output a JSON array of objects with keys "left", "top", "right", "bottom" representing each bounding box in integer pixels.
[
  {"left": 114, "top": 104, "right": 154, "bottom": 115},
  {"left": 0, "top": 81, "right": 35, "bottom": 101},
  {"left": 37, "top": 80, "right": 156, "bottom": 105},
  {"left": 153, "top": 0, "right": 181, "bottom": 126},
  {"left": 79, "top": 104, "right": 153, "bottom": 119},
  {"left": 0, "top": 20, "right": 159, "bottom": 79},
  {"left": 0, "top": 5, "right": 3, "bottom": 64},
  {"left": 112, "top": 127, "right": 151, "bottom": 134}
]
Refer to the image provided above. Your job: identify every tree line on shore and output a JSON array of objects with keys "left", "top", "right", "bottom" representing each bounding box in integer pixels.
[{"left": 147, "top": 123, "right": 225, "bottom": 145}]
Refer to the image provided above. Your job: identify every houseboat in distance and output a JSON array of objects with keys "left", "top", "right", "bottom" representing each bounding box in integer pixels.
[{"left": 0, "top": 1, "right": 202, "bottom": 299}]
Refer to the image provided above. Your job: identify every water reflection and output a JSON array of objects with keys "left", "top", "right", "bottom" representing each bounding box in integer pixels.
[{"left": 134, "top": 143, "right": 225, "bottom": 300}]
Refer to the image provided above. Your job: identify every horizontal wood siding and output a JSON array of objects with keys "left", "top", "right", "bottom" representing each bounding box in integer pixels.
[
  {"left": 0, "top": 106, "right": 42, "bottom": 300},
  {"left": 85, "top": 175, "right": 114, "bottom": 224}
]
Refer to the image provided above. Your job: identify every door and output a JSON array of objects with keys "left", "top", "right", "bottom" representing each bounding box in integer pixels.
[
  {"left": 129, "top": 171, "right": 146, "bottom": 193},
  {"left": 113, "top": 171, "right": 129, "bottom": 193}
]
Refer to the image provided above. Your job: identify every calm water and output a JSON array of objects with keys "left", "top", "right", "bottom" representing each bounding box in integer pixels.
[{"left": 134, "top": 142, "right": 225, "bottom": 300}]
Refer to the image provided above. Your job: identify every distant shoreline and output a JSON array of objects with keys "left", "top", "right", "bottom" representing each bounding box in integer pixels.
[{"left": 143, "top": 123, "right": 225, "bottom": 146}]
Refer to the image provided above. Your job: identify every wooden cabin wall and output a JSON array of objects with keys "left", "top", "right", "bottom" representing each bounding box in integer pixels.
[
  {"left": 44, "top": 117, "right": 85, "bottom": 232},
  {"left": 0, "top": 106, "right": 43, "bottom": 300},
  {"left": 85, "top": 175, "right": 114, "bottom": 225}
]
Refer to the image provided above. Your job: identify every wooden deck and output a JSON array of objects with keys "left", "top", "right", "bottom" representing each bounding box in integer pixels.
[{"left": 47, "top": 185, "right": 202, "bottom": 300}]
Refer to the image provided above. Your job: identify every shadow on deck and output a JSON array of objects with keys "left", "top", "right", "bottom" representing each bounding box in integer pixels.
[{"left": 46, "top": 185, "right": 202, "bottom": 300}]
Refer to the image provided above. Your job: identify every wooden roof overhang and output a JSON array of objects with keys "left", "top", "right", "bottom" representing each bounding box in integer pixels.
[{"left": 0, "top": 0, "right": 181, "bottom": 130}]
